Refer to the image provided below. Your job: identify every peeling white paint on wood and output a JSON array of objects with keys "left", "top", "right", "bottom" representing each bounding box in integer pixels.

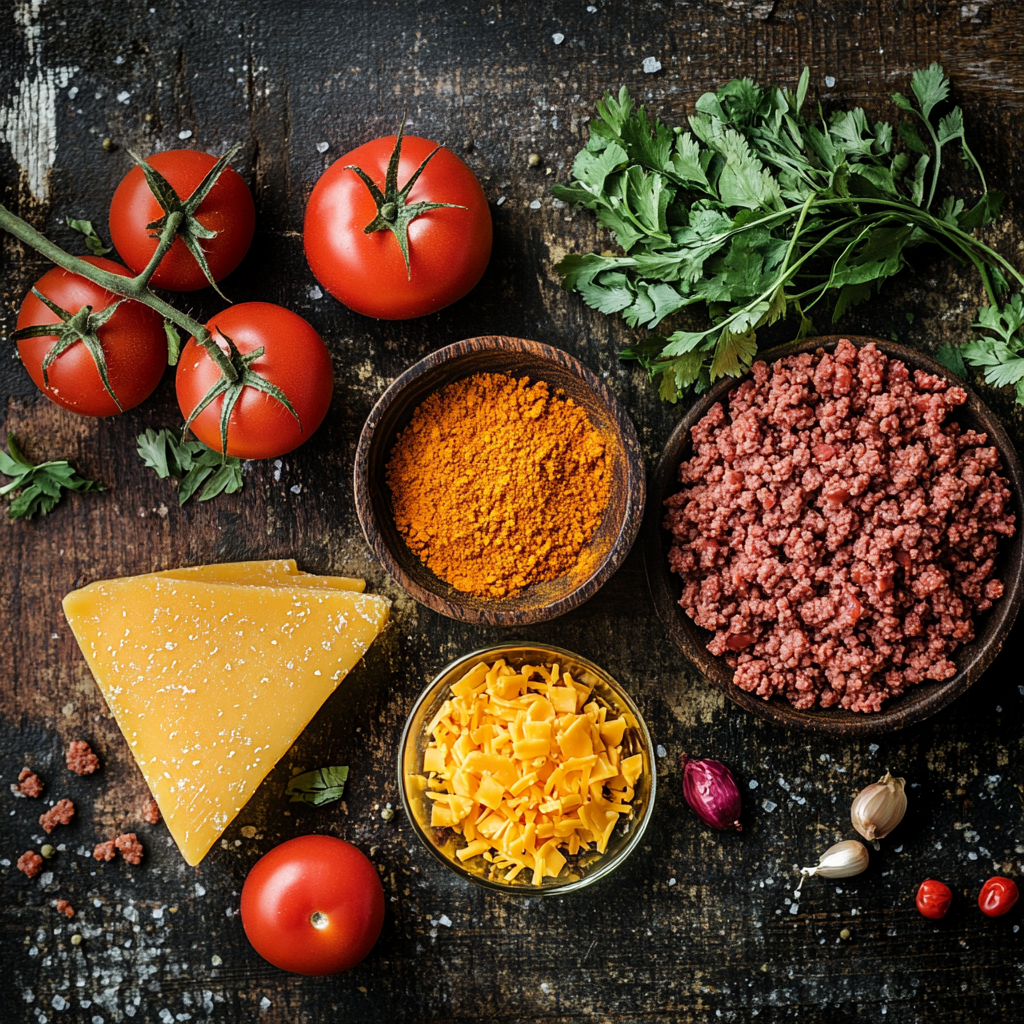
[{"left": 0, "top": 0, "right": 77, "bottom": 200}]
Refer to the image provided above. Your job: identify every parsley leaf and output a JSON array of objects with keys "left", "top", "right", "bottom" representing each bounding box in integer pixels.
[
  {"left": 961, "top": 294, "right": 1024, "bottom": 395},
  {"left": 66, "top": 218, "right": 112, "bottom": 256},
  {"left": 285, "top": 766, "right": 349, "bottom": 807},
  {"left": 556, "top": 66, "right": 1024, "bottom": 402},
  {"left": 0, "top": 435, "right": 104, "bottom": 520},
  {"left": 136, "top": 428, "right": 243, "bottom": 505}
]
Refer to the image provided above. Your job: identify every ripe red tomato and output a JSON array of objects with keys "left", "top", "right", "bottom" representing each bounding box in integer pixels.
[
  {"left": 109, "top": 149, "right": 255, "bottom": 291},
  {"left": 304, "top": 131, "right": 492, "bottom": 319},
  {"left": 240, "top": 836, "right": 385, "bottom": 975},
  {"left": 978, "top": 876, "right": 1018, "bottom": 917},
  {"left": 915, "top": 879, "right": 952, "bottom": 920},
  {"left": 15, "top": 256, "right": 166, "bottom": 417},
  {"left": 175, "top": 302, "right": 333, "bottom": 459}
]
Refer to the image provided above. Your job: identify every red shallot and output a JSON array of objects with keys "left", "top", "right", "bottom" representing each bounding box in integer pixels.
[{"left": 680, "top": 754, "right": 742, "bottom": 831}]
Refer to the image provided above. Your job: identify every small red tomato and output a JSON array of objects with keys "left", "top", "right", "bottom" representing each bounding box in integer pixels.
[
  {"left": 16, "top": 257, "right": 167, "bottom": 416},
  {"left": 915, "top": 879, "right": 952, "bottom": 920},
  {"left": 240, "top": 836, "right": 384, "bottom": 975},
  {"left": 109, "top": 149, "right": 255, "bottom": 291},
  {"left": 978, "top": 876, "right": 1019, "bottom": 918},
  {"left": 175, "top": 302, "right": 333, "bottom": 459},
  {"left": 304, "top": 126, "right": 491, "bottom": 320}
]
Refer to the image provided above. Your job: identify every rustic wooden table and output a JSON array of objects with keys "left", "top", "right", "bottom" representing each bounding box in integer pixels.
[{"left": 2, "top": 2, "right": 1022, "bottom": 1021}]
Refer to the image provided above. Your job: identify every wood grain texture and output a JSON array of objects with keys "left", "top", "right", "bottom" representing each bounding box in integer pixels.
[
  {"left": 354, "top": 336, "right": 646, "bottom": 626},
  {"left": 2, "top": 2, "right": 1024, "bottom": 1023},
  {"left": 645, "top": 336, "right": 1024, "bottom": 736}
]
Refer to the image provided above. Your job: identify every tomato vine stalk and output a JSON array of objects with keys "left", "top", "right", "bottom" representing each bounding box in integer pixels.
[{"left": 0, "top": 201, "right": 238, "bottom": 383}]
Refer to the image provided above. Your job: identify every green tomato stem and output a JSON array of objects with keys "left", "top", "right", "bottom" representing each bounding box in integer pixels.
[{"left": 0, "top": 202, "right": 237, "bottom": 382}]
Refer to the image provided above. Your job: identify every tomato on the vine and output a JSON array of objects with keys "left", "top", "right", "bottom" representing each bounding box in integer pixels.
[
  {"left": 15, "top": 256, "right": 167, "bottom": 417},
  {"left": 175, "top": 302, "right": 333, "bottom": 460},
  {"left": 109, "top": 148, "right": 255, "bottom": 292},
  {"left": 979, "top": 876, "right": 1018, "bottom": 917},
  {"left": 240, "top": 836, "right": 385, "bottom": 975},
  {"left": 915, "top": 879, "right": 952, "bottom": 920},
  {"left": 304, "top": 123, "right": 492, "bottom": 319}
]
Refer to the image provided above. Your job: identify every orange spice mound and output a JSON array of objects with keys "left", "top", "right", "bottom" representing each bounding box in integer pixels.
[{"left": 386, "top": 372, "right": 611, "bottom": 598}]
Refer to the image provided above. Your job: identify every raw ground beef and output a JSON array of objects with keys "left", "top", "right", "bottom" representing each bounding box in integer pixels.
[
  {"left": 66, "top": 740, "right": 100, "bottom": 775},
  {"left": 114, "top": 833, "right": 144, "bottom": 864},
  {"left": 141, "top": 798, "right": 161, "bottom": 825},
  {"left": 93, "top": 839, "right": 116, "bottom": 862},
  {"left": 39, "top": 798, "right": 75, "bottom": 833},
  {"left": 17, "top": 850, "right": 43, "bottom": 878},
  {"left": 12, "top": 767, "right": 44, "bottom": 798},
  {"left": 665, "top": 340, "right": 1016, "bottom": 713}
]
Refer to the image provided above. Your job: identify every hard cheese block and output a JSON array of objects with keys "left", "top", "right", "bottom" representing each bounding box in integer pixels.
[{"left": 63, "top": 573, "right": 389, "bottom": 866}]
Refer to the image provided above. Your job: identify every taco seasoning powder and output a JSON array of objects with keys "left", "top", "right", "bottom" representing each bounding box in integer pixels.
[{"left": 386, "top": 372, "right": 611, "bottom": 597}]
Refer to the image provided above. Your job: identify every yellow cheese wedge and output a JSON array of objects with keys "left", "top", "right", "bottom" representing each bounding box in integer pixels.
[
  {"left": 63, "top": 575, "right": 390, "bottom": 866},
  {"left": 150, "top": 559, "right": 365, "bottom": 592}
]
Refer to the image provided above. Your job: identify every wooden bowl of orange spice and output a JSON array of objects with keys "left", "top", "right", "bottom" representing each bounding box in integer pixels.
[{"left": 354, "top": 336, "right": 645, "bottom": 625}]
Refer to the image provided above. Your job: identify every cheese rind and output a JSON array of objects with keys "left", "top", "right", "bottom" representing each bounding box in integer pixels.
[
  {"left": 63, "top": 575, "right": 389, "bottom": 866},
  {"left": 150, "top": 559, "right": 366, "bottom": 592}
]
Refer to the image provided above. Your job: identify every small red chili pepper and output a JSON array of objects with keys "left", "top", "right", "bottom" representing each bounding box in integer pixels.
[
  {"left": 915, "top": 879, "right": 952, "bottom": 920},
  {"left": 978, "top": 876, "right": 1018, "bottom": 917}
]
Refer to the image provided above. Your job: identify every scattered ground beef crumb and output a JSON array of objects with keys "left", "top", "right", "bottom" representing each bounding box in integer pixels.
[
  {"left": 66, "top": 740, "right": 100, "bottom": 776},
  {"left": 12, "top": 767, "right": 44, "bottom": 798},
  {"left": 114, "top": 833, "right": 144, "bottom": 865},
  {"left": 665, "top": 339, "right": 1016, "bottom": 713},
  {"left": 17, "top": 850, "right": 44, "bottom": 878},
  {"left": 93, "top": 840, "right": 116, "bottom": 862},
  {"left": 55, "top": 899, "right": 74, "bottom": 918},
  {"left": 141, "top": 798, "right": 161, "bottom": 825},
  {"left": 39, "top": 798, "right": 75, "bottom": 834}
]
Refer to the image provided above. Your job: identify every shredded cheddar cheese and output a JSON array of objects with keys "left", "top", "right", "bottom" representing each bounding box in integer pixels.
[{"left": 412, "top": 659, "right": 644, "bottom": 885}]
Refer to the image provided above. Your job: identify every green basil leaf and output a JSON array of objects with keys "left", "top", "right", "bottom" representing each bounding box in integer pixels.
[{"left": 286, "top": 766, "right": 350, "bottom": 807}]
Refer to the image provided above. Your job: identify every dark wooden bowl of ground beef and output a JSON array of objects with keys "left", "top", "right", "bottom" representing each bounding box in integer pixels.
[{"left": 645, "top": 336, "right": 1024, "bottom": 736}]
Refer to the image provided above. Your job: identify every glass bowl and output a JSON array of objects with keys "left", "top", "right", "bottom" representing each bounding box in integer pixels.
[{"left": 398, "top": 643, "right": 657, "bottom": 895}]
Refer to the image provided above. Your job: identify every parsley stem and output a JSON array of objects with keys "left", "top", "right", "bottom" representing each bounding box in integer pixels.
[{"left": 778, "top": 192, "right": 818, "bottom": 285}]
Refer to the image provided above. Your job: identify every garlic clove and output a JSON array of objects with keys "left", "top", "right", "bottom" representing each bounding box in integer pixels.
[
  {"left": 851, "top": 770, "right": 907, "bottom": 841},
  {"left": 797, "top": 839, "right": 869, "bottom": 891}
]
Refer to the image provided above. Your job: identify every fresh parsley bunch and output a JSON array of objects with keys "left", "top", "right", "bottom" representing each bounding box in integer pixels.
[{"left": 554, "top": 65, "right": 1024, "bottom": 401}]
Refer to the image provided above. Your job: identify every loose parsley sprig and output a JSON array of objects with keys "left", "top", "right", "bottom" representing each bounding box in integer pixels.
[
  {"left": 554, "top": 65, "right": 1024, "bottom": 402},
  {"left": 136, "top": 428, "right": 243, "bottom": 505},
  {"left": 0, "top": 435, "right": 104, "bottom": 520},
  {"left": 952, "top": 294, "right": 1024, "bottom": 404}
]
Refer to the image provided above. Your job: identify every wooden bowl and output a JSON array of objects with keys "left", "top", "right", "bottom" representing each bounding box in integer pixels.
[
  {"left": 354, "top": 336, "right": 645, "bottom": 626},
  {"left": 645, "top": 336, "right": 1024, "bottom": 736}
]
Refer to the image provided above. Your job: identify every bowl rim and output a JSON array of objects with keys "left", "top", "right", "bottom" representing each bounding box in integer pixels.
[
  {"left": 397, "top": 641, "right": 658, "bottom": 895},
  {"left": 353, "top": 335, "right": 646, "bottom": 626},
  {"left": 644, "top": 334, "right": 1024, "bottom": 736}
]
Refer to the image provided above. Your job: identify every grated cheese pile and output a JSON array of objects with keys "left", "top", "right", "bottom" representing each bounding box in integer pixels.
[{"left": 413, "top": 658, "right": 644, "bottom": 885}]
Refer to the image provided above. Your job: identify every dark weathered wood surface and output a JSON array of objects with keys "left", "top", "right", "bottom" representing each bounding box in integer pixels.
[{"left": 2, "top": 2, "right": 1023, "bottom": 1022}]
